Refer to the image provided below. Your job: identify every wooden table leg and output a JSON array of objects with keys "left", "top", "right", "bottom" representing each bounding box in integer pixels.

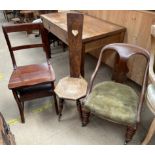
[{"left": 142, "top": 118, "right": 155, "bottom": 145}]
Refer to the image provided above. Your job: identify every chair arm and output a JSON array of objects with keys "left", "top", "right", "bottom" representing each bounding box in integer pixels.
[
  {"left": 137, "top": 60, "right": 149, "bottom": 123},
  {"left": 149, "top": 25, "right": 155, "bottom": 84},
  {"left": 137, "top": 25, "right": 155, "bottom": 120},
  {"left": 149, "top": 51, "right": 155, "bottom": 84},
  {"left": 86, "top": 45, "right": 110, "bottom": 97},
  {"left": 137, "top": 25, "right": 155, "bottom": 122}
]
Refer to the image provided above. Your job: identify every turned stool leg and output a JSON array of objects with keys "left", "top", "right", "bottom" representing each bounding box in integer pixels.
[
  {"left": 142, "top": 118, "right": 155, "bottom": 145},
  {"left": 76, "top": 100, "right": 83, "bottom": 124},
  {"left": 51, "top": 83, "right": 59, "bottom": 115},
  {"left": 58, "top": 98, "right": 64, "bottom": 121},
  {"left": 125, "top": 125, "right": 137, "bottom": 144},
  {"left": 82, "top": 108, "right": 90, "bottom": 127},
  {"left": 53, "top": 93, "right": 59, "bottom": 115}
]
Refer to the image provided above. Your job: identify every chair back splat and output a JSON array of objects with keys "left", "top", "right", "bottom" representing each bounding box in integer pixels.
[
  {"left": 67, "top": 13, "right": 84, "bottom": 77},
  {"left": 2, "top": 23, "right": 50, "bottom": 69}
]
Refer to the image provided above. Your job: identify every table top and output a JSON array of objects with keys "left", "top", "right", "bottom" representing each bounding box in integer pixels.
[
  {"left": 20, "top": 10, "right": 34, "bottom": 14},
  {"left": 41, "top": 12, "right": 125, "bottom": 42}
]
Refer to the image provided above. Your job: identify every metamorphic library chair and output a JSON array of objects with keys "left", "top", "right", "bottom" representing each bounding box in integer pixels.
[
  {"left": 82, "top": 43, "right": 150, "bottom": 144},
  {"left": 2, "top": 23, "right": 58, "bottom": 123}
]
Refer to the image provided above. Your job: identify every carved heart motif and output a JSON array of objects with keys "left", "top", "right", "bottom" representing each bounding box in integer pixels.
[{"left": 72, "top": 30, "right": 78, "bottom": 36}]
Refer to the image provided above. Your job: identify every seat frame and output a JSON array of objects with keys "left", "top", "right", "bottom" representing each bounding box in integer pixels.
[
  {"left": 82, "top": 43, "right": 150, "bottom": 144},
  {"left": 2, "top": 23, "right": 58, "bottom": 123}
]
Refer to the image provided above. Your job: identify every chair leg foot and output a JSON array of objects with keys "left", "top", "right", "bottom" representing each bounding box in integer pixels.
[
  {"left": 58, "top": 114, "right": 62, "bottom": 122},
  {"left": 82, "top": 108, "right": 90, "bottom": 127},
  {"left": 125, "top": 125, "right": 137, "bottom": 144}
]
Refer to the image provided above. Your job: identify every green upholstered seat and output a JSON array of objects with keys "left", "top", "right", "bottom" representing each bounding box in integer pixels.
[{"left": 85, "top": 81, "right": 138, "bottom": 125}]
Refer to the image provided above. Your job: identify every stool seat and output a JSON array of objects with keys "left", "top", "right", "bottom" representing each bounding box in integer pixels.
[{"left": 54, "top": 76, "right": 87, "bottom": 100}]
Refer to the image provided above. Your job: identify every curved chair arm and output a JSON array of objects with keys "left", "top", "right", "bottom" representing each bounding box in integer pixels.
[
  {"left": 149, "top": 25, "right": 155, "bottom": 84},
  {"left": 137, "top": 25, "right": 155, "bottom": 122},
  {"left": 137, "top": 63, "right": 149, "bottom": 123},
  {"left": 86, "top": 45, "right": 111, "bottom": 98},
  {"left": 149, "top": 52, "right": 155, "bottom": 83}
]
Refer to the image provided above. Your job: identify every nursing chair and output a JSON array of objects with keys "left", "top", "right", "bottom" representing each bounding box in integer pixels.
[
  {"left": 54, "top": 13, "right": 87, "bottom": 123},
  {"left": 82, "top": 43, "right": 150, "bottom": 144},
  {"left": 142, "top": 25, "right": 155, "bottom": 144},
  {"left": 2, "top": 23, "right": 58, "bottom": 123}
]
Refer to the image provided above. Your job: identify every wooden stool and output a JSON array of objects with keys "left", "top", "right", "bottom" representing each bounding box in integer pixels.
[
  {"left": 54, "top": 13, "right": 87, "bottom": 124},
  {"left": 55, "top": 76, "right": 87, "bottom": 122}
]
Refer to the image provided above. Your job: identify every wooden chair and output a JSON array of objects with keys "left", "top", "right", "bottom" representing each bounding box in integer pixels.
[
  {"left": 19, "top": 10, "right": 34, "bottom": 23},
  {"left": 34, "top": 10, "right": 58, "bottom": 18},
  {"left": 34, "top": 10, "right": 66, "bottom": 53},
  {"left": 82, "top": 43, "right": 150, "bottom": 144},
  {"left": 3, "top": 10, "right": 14, "bottom": 22},
  {"left": 54, "top": 13, "right": 87, "bottom": 124},
  {"left": 142, "top": 25, "right": 155, "bottom": 144},
  {"left": 2, "top": 23, "right": 58, "bottom": 123}
]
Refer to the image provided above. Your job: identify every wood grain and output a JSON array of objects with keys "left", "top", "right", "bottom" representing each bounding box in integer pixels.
[
  {"left": 2, "top": 23, "right": 58, "bottom": 123},
  {"left": 79, "top": 10, "right": 155, "bottom": 85},
  {"left": 41, "top": 12, "right": 125, "bottom": 78}
]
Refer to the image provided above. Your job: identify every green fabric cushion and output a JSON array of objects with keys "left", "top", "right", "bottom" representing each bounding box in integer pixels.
[{"left": 85, "top": 81, "right": 138, "bottom": 125}]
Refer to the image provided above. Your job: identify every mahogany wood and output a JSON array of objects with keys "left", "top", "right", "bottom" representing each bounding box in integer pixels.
[
  {"left": 82, "top": 43, "right": 150, "bottom": 144},
  {"left": 2, "top": 23, "right": 59, "bottom": 123}
]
